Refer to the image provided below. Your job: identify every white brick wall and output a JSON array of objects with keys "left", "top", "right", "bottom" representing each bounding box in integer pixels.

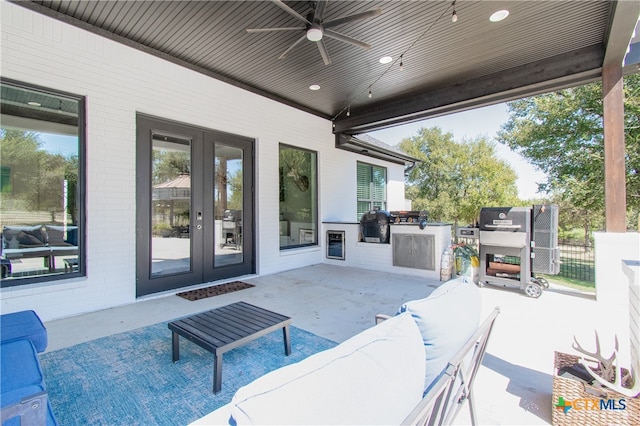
[
  {"left": 0, "top": 1, "right": 407, "bottom": 320},
  {"left": 622, "top": 260, "right": 640, "bottom": 386},
  {"left": 593, "top": 233, "right": 640, "bottom": 368}
]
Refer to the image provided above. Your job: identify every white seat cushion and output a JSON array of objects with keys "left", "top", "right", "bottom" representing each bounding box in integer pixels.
[{"left": 226, "top": 312, "right": 425, "bottom": 425}]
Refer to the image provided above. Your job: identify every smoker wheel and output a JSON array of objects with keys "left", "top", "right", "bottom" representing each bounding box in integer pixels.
[
  {"left": 534, "top": 277, "right": 550, "bottom": 289},
  {"left": 524, "top": 283, "right": 543, "bottom": 298}
]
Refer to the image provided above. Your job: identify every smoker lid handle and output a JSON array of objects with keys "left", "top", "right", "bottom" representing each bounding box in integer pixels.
[{"left": 483, "top": 224, "right": 521, "bottom": 229}]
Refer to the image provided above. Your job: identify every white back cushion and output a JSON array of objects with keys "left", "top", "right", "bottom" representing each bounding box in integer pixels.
[
  {"left": 229, "top": 312, "right": 425, "bottom": 425},
  {"left": 397, "top": 276, "right": 481, "bottom": 388}
]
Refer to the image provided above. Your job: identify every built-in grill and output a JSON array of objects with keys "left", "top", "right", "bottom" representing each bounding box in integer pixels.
[
  {"left": 221, "top": 209, "right": 241, "bottom": 249},
  {"left": 478, "top": 205, "right": 559, "bottom": 298},
  {"left": 359, "top": 210, "right": 391, "bottom": 243},
  {"left": 389, "top": 210, "right": 428, "bottom": 224}
]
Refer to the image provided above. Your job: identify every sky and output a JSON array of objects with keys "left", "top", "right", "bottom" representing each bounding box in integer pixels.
[
  {"left": 39, "top": 133, "right": 78, "bottom": 158},
  {"left": 368, "top": 103, "right": 548, "bottom": 200}
]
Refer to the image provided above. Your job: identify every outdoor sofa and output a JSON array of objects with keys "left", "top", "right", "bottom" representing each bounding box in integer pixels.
[
  {"left": 0, "top": 310, "right": 58, "bottom": 426},
  {"left": 192, "top": 276, "right": 500, "bottom": 425},
  {"left": 1, "top": 225, "right": 78, "bottom": 276}
]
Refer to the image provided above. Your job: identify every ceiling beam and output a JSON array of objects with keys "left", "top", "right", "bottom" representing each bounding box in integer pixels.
[
  {"left": 335, "top": 133, "right": 419, "bottom": 165},
  {"left": 333, "top": 45, "right": 605, "bottom": 135},
  {"left": 603, "top": 1, "right": 640, "bottom": 67}
]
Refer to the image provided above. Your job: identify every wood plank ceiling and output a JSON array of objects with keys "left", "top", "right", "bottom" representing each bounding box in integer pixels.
[{"left": 15, "top": 1, "right": 640, "bottom": 134}]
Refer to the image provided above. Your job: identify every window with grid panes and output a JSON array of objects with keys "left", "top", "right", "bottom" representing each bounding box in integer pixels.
[{"left": 356, "top": 162, "right": 387, "bottom": 221}]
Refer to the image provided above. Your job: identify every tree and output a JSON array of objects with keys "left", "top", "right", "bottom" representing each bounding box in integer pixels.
[
  {"left": 152, "top": 150, "right": 190, "bottom": 185},
  {"left": 0, "top": 129, "right": 73, "bottom": 221},
  {"left": 497, "top": 73, "right": 640, "bottom": 231},
  {"left": 399, "top": 127, "right": 520, "bottom": 225},
  {"left": 0, "top": 129, "right": 44, "bottom": 210}
]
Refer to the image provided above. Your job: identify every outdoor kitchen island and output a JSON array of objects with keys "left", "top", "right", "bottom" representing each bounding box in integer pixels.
[{"left": 322, "top": 219, "right": 452, "bottom": 281}]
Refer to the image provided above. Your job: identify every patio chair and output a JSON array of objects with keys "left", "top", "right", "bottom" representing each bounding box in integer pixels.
[{"left": 381, "top": 307, "right": 500, "bottom": 426}]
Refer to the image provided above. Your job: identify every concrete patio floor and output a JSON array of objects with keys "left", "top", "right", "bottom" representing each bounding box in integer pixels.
[{"left": 43, "top": 264, "right": 629, "bottom": 425}]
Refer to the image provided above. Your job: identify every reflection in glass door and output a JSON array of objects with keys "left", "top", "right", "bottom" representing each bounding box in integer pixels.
[
  {"left": 214, "top": 144, "right": 243, "bottom": 267},
  {"left": 136, "top": 115, "right": 254, "bottom": 297},
  {"left": 151, "top": 135, "right": 192, "bottom": 277}
]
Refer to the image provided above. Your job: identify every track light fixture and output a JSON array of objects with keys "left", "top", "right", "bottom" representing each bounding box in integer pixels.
[{"left": 332, "top": 1, "right": 456, "bottom": 124}]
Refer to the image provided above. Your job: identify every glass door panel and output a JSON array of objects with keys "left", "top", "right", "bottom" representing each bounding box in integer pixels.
[
  {"left": 151, "top": 134, "right": 192, "bottom": 277},
  {"left": 213, "top": 144, "right": 244, "bottom": 267},
  {"left": 136, "top": 114, "right": 254, "bottom": 297}
]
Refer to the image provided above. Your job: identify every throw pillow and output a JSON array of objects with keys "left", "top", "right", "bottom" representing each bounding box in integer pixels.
[
  {"left": 45, "top": 225, "right": 77, "bottom": 247},
  {"left": 397, "top": 276, "right": 481, "bottom": 388},
  {"left": 2, "top": 230, "right": 20, "bottom": 249},
  {"left": 3, "top": 225, "right": 46, "bottom": 248}
]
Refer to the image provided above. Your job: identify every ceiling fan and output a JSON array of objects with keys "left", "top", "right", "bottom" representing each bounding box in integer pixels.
[{"left": 246, "top": 0, "right": 382, "bottom": 65}]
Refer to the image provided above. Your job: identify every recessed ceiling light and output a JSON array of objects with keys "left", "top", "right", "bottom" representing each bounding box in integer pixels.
[
  {"left": 309, "top": 84, "right": 320, "bottom": 91},
  {"left": 27, "top": 101, "right": 41, "bottom": 107},
  {"left": 379, "top": 56, "right": 393, "bottom": 64},
  {"left": 489, "top": 10, "right": 509, "bottom": 22}
]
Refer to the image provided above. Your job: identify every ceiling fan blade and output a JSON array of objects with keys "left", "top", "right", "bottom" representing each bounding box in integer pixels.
[
  {"left": 246, "top": 27, "right": 305, "bottom": 33},
  {"left": 317, "top": 39, "right": 331, "bottom": 65},
  {"left": 323, "top": 8, "right": 382, "bottom": 28},
  {"left": 271, "top": 0, "right": 311, "bottom": 25},
  {"left": 324, "top": 29, "right": 371, "bottom": 50},
  {"left": 313, "top": 0, "right": 328, "bottom": 23},
  {"left": 278, "top": 34, "right": 308, "bottom": 60}
]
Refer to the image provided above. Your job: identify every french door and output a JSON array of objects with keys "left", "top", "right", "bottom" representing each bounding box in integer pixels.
[{"left": 136, "top": 115, "right": 254, "bottom": 297}]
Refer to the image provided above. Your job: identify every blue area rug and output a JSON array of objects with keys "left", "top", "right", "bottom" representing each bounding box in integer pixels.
[{"left": 40, "top": 322, "right": 336, "bottom": 425}]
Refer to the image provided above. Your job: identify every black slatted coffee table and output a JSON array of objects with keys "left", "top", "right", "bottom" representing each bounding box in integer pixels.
[{"left": 168, "top": 301, "right": 292, "bottom": 393}]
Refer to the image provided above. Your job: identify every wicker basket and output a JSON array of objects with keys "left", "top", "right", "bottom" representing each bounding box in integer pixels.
[{"left": 552, "top": 352, "right": 639, "bottom": 425}]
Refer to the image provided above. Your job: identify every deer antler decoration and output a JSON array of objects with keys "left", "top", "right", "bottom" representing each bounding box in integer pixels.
[
  {"left": 572, "top": 331, "right": 617, "bottom": 382},
  {"left": 573, "top": 331, "right": 639, "bottom": 397}
]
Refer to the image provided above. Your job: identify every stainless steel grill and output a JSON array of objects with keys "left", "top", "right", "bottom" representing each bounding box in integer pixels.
[{"left": 478, "top": 205, "right": 559, "bottom": 298}]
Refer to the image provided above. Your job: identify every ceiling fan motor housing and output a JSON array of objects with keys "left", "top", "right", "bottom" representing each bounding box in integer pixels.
[{"left": 307, "top": 25, "right": 323, "bottom": 41}]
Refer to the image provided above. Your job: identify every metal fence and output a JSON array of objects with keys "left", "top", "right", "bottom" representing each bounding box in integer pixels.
[
  {"left": 452, "top": 237, "right": 595, "bottom": 284},
  {"left": 556, "top": 241, "right": 595, "bottom": 283}
]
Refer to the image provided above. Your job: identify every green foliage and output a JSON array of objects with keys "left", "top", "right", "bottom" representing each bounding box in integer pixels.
[
  {"left": 0, "top": 129, "right": 76, "bottom": 218},
  {"left": 399, "top": 127, "right": 520, "bottom": 224},
  {"left": 551, "top": 195, "right": 600, "bottom": 245},
  {"left": 557, "top": 228, "right": 594, "bottom": 244},
  {"left": 226, "top": 168, "right": 243, "bottom": 211},
  {"left": 152, "top": 150, "right": 190, "bottom": 185},
  {"left": 279, "top": 146, "right": 315, "bottom": 221},
  {"left": 497, "top": 73, "right": 640, "bottom": 230}
]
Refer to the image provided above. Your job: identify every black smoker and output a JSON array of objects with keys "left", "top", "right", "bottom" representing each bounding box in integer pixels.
[
  {"left": 359, "top": 210, "right": 391, "bottom": 243},
  {"left": 478, "top": 205, "right": 560, "bottom": 298}
]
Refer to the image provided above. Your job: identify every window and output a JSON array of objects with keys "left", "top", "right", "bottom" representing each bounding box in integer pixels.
[
  {"left": 279, "top": 144, "right": 317, "bottom": 249},
  {"left": 357, "top": 162, "right": 387, "bottom": 221},
  {"left": 0, "top": 80, "right": 85, "bottom": 286}
]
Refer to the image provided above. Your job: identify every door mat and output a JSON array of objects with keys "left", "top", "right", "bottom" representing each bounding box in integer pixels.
[{"left": 176, "top": 281, "right": 255, "bottom": 301}]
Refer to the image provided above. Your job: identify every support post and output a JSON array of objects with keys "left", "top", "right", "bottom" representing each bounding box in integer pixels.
[{"left": 602, "top": 64, "right": 627, "bottom": 232}]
